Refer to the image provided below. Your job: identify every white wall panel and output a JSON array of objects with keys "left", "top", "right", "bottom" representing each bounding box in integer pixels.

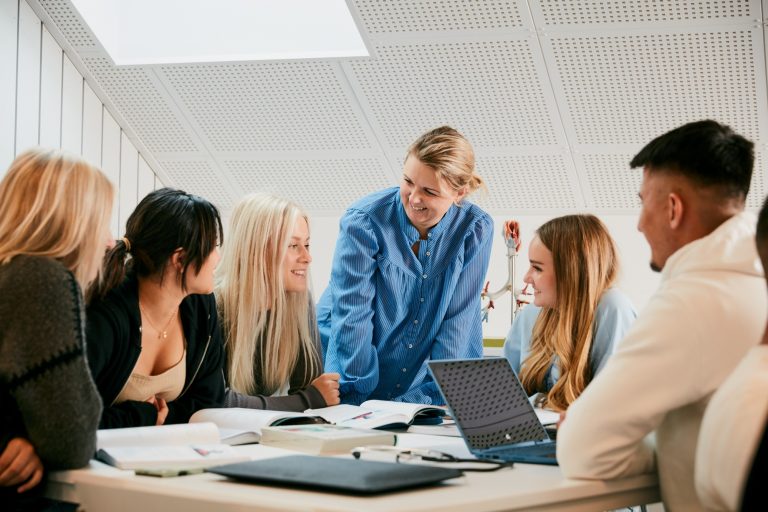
[
  {"left": 101, "top": 109, "right": 121, "bottom": 236},
  {"left": 0, "top": 0, "right": 17, "bottom": 172},
  {"left": 154, "top": 174, "right": 162, "bottom": 190},
  {"left": 60, "top": 53, "right": 82, "bottom": 153},
  {"left": 137, "top": 155, "right": 154, "bottom": 203},
  {"left": 38, "top": 25, "right": 61, "bottom": 148},
  {"left": 15, "top": 0, "right": 40, "bottom": 154},
  {"left": 118, "top": 132, "right": 138, "bottom": 237},
  {"left": 81, "top": 82, "right": 102, "bottom": 165}
]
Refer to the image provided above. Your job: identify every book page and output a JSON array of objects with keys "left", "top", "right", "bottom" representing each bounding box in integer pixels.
[
  {"left": 303, "top": 404, "right": 373, "bottom": 424},
  {"left": 190, "top": 408, "right": 312, "bottom": 433},
  {"left": 97, "top": 422, "right": 220, "bottom": 450},
  {"left": 98, "top": 444, "right": 247, "bottom": 470},
  {"left": 360, "top": 400, "right": 444, "bottom": 418}
]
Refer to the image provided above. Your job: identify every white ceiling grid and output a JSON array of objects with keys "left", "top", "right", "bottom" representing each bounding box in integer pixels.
[{"left": 31, "top": 0, "right": 768, "bottom": 216}]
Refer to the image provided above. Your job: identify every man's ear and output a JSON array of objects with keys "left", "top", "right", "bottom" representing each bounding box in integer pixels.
[
  {"left": 668, "top": 191, "right": 684, "bottom": 230},
  {"left": 170, "top": 248, "right": 185, "bottom": 272}
]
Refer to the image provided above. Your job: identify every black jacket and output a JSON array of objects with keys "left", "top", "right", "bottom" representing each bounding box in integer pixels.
[{"left": 86, "top": 272, "right": 225, "bottom": 428}]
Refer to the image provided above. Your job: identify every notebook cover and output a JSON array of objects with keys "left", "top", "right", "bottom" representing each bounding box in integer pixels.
[{"left": 207, "top": 455, "right": 463, "bottom": 495}]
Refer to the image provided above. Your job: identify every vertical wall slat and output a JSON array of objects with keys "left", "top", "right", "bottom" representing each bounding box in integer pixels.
[
  {"left": 101, "top": 108, "right": 121, "bottom": 236},
  {"left": 0, "top": 0, "right": 19, "bottom": 172},
  {"left": 38, "top": 25, "right": 61, "bottom": 148},
  {"left": 81, "top": 82, "right": 102, "bottom": 165},
  {"left": 137, "top": 155, "right": 154, "bottom": 203},
  {"left": 60, "top": 53, "right": 82, "bottom": 153},
  {"left": 118, "top": 132, "right": 138, "bottom": 237},
  {"left": 15, "top": 0, "right": 40, "bottom": 154}
]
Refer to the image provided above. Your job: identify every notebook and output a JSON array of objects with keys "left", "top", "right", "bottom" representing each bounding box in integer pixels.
[
  {"left": 428, "top": 358, "right": 558, "bottom": 465},
  {"left": 207, "top": 455, "right": 463, "bottom": 494}
]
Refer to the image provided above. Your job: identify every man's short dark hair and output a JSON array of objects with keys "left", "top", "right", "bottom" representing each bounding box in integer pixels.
[{"left": 630, "top": 120, "right": 754, "bottom": 200}]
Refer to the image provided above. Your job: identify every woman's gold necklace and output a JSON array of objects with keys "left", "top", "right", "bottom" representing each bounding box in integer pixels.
[{"left": 139, "top": 302, "right": 178, "bottom": 340}]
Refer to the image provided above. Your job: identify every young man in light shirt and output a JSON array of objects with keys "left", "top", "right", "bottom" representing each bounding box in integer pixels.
[
  {"left": 557, "top": 120, "right": 767, "bottom": 512},
  {"left": 694, "top": 197, "right": 768, "bottom": 511}
]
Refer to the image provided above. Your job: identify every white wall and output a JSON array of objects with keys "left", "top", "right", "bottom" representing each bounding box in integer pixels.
[
  {"left": 309, "top": 213, "right": 660, "bottom": 340},
  {"left": 0, "top": 0, "right": 163, "bottom": 237}
]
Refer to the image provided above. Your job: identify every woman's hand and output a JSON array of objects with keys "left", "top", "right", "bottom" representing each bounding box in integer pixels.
[
  {"left": 0, "top": 438, "right": 44, "bottom": 492},
  {"left": 311, "top": 373, "right": 341, "bottom": 406},
  {"left": 146, "top": 396, "right": 169, "bottom": 425}
]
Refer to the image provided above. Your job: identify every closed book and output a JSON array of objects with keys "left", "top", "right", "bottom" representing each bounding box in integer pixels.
[{"left": 259, "top": 424, "right": 397, "bottom": 454}]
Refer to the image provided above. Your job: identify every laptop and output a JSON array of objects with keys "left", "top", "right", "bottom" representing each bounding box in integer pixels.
[{"left": 428, "top": 358, "right": 558, "bottom": 465}]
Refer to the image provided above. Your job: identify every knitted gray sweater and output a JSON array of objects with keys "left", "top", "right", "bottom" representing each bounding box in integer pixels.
[{"left": 0, "top": 256, "right": 102, "bottom": 472}]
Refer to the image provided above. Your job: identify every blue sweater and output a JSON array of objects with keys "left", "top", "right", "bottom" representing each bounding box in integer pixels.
[{"left": 503, "top": 288, "right": 636, "bottom": 393}]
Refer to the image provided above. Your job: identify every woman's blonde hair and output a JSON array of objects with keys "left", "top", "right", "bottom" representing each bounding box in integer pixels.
[
  {"left": 0, "top": 148, "right": 114, "bottom": 289},
  {"left": 215, "top": 193, "right": 319, "bottom": 395},
  {"left": 407, "top": 126, "right": 484, "bottom": 196},
  {"left": 520, "top": 214, "right": 619, "bottom": 412}
]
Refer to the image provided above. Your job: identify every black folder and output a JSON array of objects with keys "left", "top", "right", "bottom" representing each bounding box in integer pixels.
[{"left": 207, "top": 455, "right": 463, "bottom": 495}]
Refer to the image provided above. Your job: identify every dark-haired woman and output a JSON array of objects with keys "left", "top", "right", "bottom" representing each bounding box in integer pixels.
[{"left": 87, "top": 188, "right": 226, "bottom": 428}]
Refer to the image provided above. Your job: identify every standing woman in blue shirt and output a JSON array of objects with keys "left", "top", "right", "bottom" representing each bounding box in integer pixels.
[
  {"left": 503, "top": 214, "right": 636, "bottom": 412},
  {"left": 318, "top": 126, "right": 493, "bottom": 405}
]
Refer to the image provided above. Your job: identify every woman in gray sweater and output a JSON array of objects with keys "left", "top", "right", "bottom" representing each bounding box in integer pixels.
[{"left": 0, "top": 148, "right": 114, "bottom": 510}]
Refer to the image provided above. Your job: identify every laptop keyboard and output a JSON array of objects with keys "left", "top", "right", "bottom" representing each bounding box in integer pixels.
[{"left": 488, "top": 442, "right": 557, "bottom": 459}]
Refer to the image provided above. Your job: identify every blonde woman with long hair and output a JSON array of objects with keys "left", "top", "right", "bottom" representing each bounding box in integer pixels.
[
  {"left": 217, "top": 194, "right": 339, "bottom": 411},
  {"left": 503, "top": 215, "right": 636, "bottom": 412},
  {"left": 0, "top": 148, "right": 113, "bottom": 506}
]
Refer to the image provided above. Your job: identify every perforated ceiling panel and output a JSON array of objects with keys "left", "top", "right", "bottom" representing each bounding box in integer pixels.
[
  {"left": 580, "top": 153, "right": 640, "bottom": 210},
  {"left": 746, "top": 151, "right": 767, "bottom": 209},
  {"left": 352, "top": 0, "right": 526, "bottom": 34},
  {"left": 37, "top": 0, "right": 96, "bottom": 49},
  {"left": 224, "top": 158, "right": 393, "bottom": 211},
  {"left": 31, "top": 0, "right": 768, "bottom": 216},
  {"left": 83, "top": 57, "right": 201, "bottom": 154},
  {"left": 157, "top": 160, "right": 234, "bottom": 211},
  {"left": 548, "top": 29, "right": 762, "bottom": 145},
  {"left": 160, "top": 62, "right": 372, "bottom": 153},
  {"left": 348, "top": 40, "right": 561, "bottom": 150},
  {"left": 471, "top": 154, "right": 579, "bottom": 211},
  {"left": 537, "top": 0, "right": 756, "bottom": 26}
]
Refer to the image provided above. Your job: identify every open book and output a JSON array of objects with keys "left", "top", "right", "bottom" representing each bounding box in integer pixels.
[
  {"left": 189, "top": 401, "right": 445, "bottom": 445},
  {"left": 95, "top": 423, "right": 248, "bottom": 471},
  {"left": 306, "top": 401, "right": 446, "bottom": 430},
  {"left": 189, "top": 408, "right": 325, "bottom": 445}
]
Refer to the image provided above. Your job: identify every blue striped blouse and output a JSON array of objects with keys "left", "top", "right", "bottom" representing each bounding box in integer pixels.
[{"left": 317, "top": 187, "right": 494, "bottom": 405}]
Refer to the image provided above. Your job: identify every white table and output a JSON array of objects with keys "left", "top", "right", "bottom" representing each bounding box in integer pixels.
[{"left": 46, "top": 434, "right": 660, "bottom": 512}]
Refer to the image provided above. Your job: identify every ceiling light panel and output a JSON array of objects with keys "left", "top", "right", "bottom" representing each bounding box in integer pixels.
[
  {"left": 347, "top": 39, "right": 563, "bottom": 151},
  {"left": 160, "top": 61, "right": 374, "bottom": 153},
  {"left": 69, "top": 0, "right": 367, "bottom": 65}
]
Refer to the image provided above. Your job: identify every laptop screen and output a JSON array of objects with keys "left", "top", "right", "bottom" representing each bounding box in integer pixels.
[{"left": 429, "top": 358, "right": 549, "bottom": 450}]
